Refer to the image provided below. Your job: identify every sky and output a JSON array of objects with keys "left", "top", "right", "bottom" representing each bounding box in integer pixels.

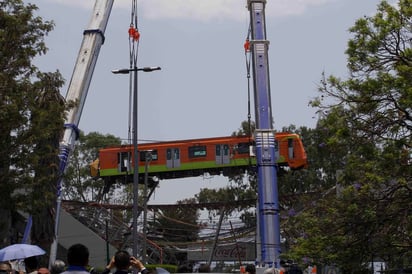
[{"left": 31, "top": 0, "right": 390, "bottom": 204}]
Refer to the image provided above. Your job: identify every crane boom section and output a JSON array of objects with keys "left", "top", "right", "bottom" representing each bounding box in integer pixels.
[
  {"left": 247, "top": 0, "right": 281, "bottom": 266},
  {"left": 248, "top": 0, "right": 273, "bottom": 130},
  {"left": 62, "top": 0, "right": 114, "bottom": 148},
  {"left": 50, "top": 0, "right": 114, "bottom": 265}
]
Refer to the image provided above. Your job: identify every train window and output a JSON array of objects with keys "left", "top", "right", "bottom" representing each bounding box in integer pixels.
[
  {"left": 237, "top": 142, "right": 250, "bottom": 154},
  {"left": 288, "top": 138, "right": 294, "bottom": 159},
  {"left": 223, "top": 144, "right": 229, "bottom": 154},
  {"left": 140, "top": 150, "right": 158, "bottom": 162},
  {"left": 188, "top": 145, "right": 207, "bottom": 158},
  {"left": 275, "top": 140, "right": 279, "bottom": 155},
  {"left": 174, "top": 149, "right": 180, "bottom": 159},
  {"left": 216, "top": 145, "right": 229, "bottom": 156},
  {"left": 167, "top": 148, "right": 180, "bottom": 160}
]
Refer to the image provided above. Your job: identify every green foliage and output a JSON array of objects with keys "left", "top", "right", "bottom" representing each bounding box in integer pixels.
[
  {"left": 146, "top": 264, "right": 178, "bottom": 273},
  {"left": 28, "top": 72, "right": 66, "bottom": 244},
  {"left": 0, "top": 0, "right": 64, "bottom": 245},
  {"left": 292, "top": 0, "right": 412, "bottom": 271},
  {"left": 314, "top": 0, "right": 412, "bottom": 146},
  {"left": 232, "top": 120, "right": 255, "bottom": 137},
  {"left": 63, "top": 131, "right": 121, "bottom": 202}
]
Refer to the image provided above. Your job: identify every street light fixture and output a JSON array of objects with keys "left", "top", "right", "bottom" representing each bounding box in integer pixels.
[
  {"left": 112, "top": 65, "right": 160, "bottom": 261},
  {"left": 112, "top": 66, "right": 161, "bottom": 74}
]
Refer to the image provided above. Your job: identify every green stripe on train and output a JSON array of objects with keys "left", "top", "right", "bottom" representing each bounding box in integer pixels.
[
  {"left": 100, "top": 159, "right": 252, "bottom": 177},
  {"left": 99, "top": 156, "right": 286, "bottom": 177}
]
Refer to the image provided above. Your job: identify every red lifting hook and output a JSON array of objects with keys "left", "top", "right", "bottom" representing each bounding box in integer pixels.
[
  {"left": 244, "top": 39, "right": 250, "bottom": 52},
  {"left": 128, "top": 26, "right": 140, "bottom": 41}
]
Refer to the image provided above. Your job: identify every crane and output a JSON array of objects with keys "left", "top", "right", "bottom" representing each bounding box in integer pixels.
[
  {"left": 45, "top": 0, "right": 282, "bottom": 267},
  {"left": 247, "top": 0, "right": 282, "bottom": 267},
  {"left": 48, "top": 0, "right": 114, "bottom": 265}
]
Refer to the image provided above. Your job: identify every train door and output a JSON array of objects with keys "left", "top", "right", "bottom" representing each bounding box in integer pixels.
[
  {"left": 215, "top": 144, "right": 230, "bottom": 164},
  {"left": 166, "top": 148, "right": 180, "bottom": 168},
  {"left": 118, "top": 151, "right": 131, "bottom": 172}
]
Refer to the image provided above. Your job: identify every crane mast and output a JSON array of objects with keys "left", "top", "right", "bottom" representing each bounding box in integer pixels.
[
  {"left": 49, "top": 0, "right": 114, "bottom": 264},
  {"left": 247, "top": 0, "right": 281, "bottom": 266}
]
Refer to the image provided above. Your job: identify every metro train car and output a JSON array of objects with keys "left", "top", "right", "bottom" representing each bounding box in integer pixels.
[{"left": 94, "top": 132, "right": 307, "bottom": 183}]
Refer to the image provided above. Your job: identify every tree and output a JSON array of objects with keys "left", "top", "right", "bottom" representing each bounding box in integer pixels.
[
  {"left": 29, "top": 72, "right": 65, "bottom": 245},
  {"left": 0, "top": 0, "right": 65, "bottom": 247},
  {"left": 63, "top": 131, "right": 121, "bottom": 202},
  {"left": 313, "top": 1, "right": 411, "bottom": 145},
  {"left": 287, "top": 0, "right": 412, "bottom": 271}
]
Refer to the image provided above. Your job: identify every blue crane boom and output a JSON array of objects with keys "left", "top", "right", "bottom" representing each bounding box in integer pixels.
[{"left": 247, "top": 0, "right": 281, "bottom": 266}]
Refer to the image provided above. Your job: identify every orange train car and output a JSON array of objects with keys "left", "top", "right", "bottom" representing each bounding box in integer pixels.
[{"left": 94, "top": 132, "right": 307, "bottom": 182}]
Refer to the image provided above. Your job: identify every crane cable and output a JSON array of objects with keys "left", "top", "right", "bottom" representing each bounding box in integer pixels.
[
  {"left": 127, "top": 0, "right": 140, "bottom": 144},
  {"left": 244, "top": 24, "right": 252, "bottom": 166}
]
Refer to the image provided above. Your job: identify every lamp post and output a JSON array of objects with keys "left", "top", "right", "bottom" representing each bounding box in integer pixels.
[
  {"left": 112, "top": 66, "right": 160, "bottom": 261},
  {"left": 142, "top": 150, "right": 152, "bottom": 264}
]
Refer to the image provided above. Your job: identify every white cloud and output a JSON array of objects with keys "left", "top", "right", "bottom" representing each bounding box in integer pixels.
[{"left": 43, "top": 0, "right": 337, "bottom": 22}]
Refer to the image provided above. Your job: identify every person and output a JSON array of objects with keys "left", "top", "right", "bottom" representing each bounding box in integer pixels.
[
  {"left": 279, "top": 260, "right": 288, "bottom": 274},
  {"left": 177, "top": 264, "right": 192, "bottom": 273},
  {"left": 285, "top": 263, "right": 302, "bottom": 274},
  {"left": 60, "top": 244, "right": 90, "bottom": 274},
  {"left": 263, "top": 267, "right": 280, "bottom": 274},
  {"left": 101, "top": 250, "right": 147, "bottom": 274},
  {"left": 50, "top": 260, "right": 66, "bottom": 274},
  {"left": 0, "top": 262, "right": 13, "bottom": 274},
  {"left": 38, "top": 268, "right": 50, "bottom": 274},
  {"left": 9, "top": 260, "right": 23, "bottom": 274},
  {"left": 197, "top": 264, "right": 210, "bottom": 273},
  {"left": 245, "top": 264, "right": 256, "bottom": 274},
  {"left": 24, "top": 256, "right": 40, "bottom": 274}
]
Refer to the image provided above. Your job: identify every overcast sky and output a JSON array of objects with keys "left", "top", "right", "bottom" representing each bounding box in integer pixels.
[{"left": 31, "top": 0, "right": 390, "bottom": 204}]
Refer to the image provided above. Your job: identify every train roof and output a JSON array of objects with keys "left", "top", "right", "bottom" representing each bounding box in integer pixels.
[{"left": 101, "top": 132, "right": 301, "bottom": 150}]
